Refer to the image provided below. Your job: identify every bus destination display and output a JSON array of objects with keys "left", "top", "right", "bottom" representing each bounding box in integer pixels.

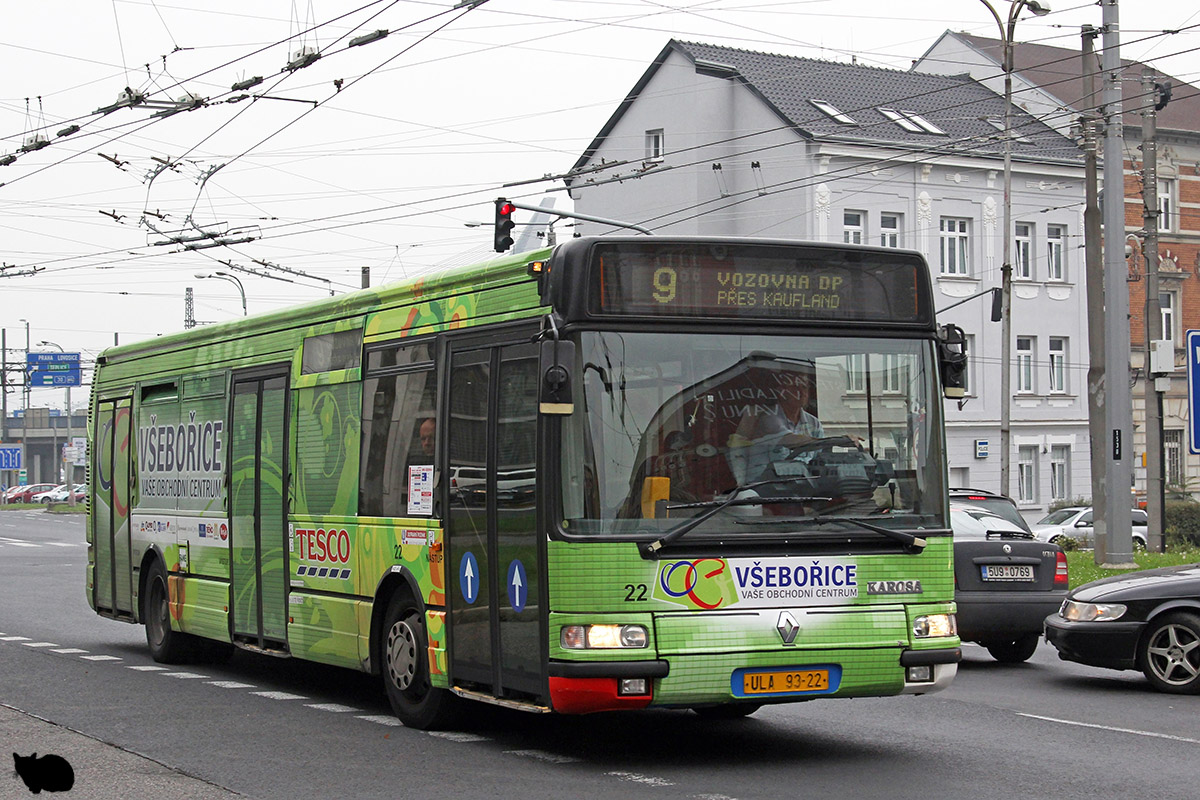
[{"left": 594, "top": 242, "right": 928, "bottom": 323}]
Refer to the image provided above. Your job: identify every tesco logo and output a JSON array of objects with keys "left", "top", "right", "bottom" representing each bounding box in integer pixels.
[{"left": 296, "top": 528, "right": 351, "bottom": 564}]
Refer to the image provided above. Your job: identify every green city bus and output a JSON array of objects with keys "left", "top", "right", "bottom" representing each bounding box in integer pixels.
[{"left": 87, "top": 236, "right": 965, "bottom": 729}]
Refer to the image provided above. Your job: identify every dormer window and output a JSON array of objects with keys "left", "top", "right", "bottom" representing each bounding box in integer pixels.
[
  {"left": 985, "top": 117, "right": 1030, "bottom": 143},
  {"left": 810, "top": 100, "right": 857, "bottom": 125},
  {"left": 879, "top": 108, "right": 946, "bottom": 135}
]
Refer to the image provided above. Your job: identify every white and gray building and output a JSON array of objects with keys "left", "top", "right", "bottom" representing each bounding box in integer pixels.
[{"left": 566, "top": 40, "right": 1090, "bottom": 520}]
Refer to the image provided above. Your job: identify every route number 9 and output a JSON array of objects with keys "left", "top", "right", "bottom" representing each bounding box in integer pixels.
[{"left": 652, "top": 267, "right": 677, "bottom": 304}]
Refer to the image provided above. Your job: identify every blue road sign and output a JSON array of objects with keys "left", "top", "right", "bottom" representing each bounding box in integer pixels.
[
  {"left": 459, "top": 552, "right": 479, "bottom": 604},
  {"left": 1188, "top": 331, "right": 1200, "bottom": 454},
  {"left": 0, "top": 446, "right": 21, "bottom": 470},
  {"left": 27, "top": 352, "right": 82, "bottom": 387},
  {"left": 506, "top": 559, "right": 527, "bottom": 613}
]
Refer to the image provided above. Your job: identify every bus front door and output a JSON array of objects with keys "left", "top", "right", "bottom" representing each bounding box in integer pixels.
[
  {"left": 92, "top": 397, "right": 134, "bottom": 619},
  {"left": 446, "top": 341, "right": 544, "bottom": 700},
  {"left": 228, "top": 371, "right": 290, "bottom": 651}
]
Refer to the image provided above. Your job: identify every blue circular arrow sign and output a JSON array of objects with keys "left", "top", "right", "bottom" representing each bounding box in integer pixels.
[
  {"left": 459, "top": 552, "right": 479, "bottom": 604},
  {"left": 506, "top": 559, "right": 528, "bottom": 613}
]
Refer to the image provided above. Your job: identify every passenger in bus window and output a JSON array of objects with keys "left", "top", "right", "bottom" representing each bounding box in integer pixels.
[{"left": 419, "top": 418, "right": 436, "bottom": 458}]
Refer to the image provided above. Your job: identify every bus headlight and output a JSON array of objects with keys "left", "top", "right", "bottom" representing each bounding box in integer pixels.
[
  {"left": 912, "top": 613, "right": 957, "bottom": 639},
  {"left": 561, "top": 624, "right": 649, "bottom": 649},
  {"left": 1059, "top": 600, "right": 1127, "bottom": 622}
]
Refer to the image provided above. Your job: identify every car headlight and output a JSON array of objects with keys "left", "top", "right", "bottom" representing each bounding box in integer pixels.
[
  {"left": 912, "top": 613, "right": 957, "bottom": 639},
  {"left": 1059, "top": 600, "right": 1127, "bottom": 622},
  {"left": 561, "top": 624, "right": 648, "bottom": 649}
]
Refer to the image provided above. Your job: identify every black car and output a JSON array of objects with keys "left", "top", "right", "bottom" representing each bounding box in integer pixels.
[
  {"left": 949, "top": 487, "right": 1032, "bottom": 533},
  {"left": 950, "top": 506, "right": 1069, "bottom": 662},
  {"left": 1045, "top": 563, "right": 1200, "bottom": 693}
]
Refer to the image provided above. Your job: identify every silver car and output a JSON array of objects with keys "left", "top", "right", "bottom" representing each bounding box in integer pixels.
[{"left": 1031, "top": 506, "right": 1148, "bottom": 549}]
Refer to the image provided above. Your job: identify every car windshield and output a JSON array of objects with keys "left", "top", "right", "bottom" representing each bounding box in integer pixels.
[
  {"left": 950, "top": 509, "right": 1026, "bottom": 539},
  {"left": 951, "top": 494, "right": 1029, "bottom": 532},
  {"left": 559, "top": 331, "right": 945, "bottom": 538},
  {"left": 1037, "top": 509, "right": 1080, "bottom": 525}
]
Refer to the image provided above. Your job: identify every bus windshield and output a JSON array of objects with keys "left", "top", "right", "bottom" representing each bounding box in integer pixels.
[{"left": 560, "top": 331, "right": 944, "bottom": 538}]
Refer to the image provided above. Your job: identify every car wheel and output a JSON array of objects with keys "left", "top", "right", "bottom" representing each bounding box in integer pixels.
[
  {"left": 985, "top": 633, "right": 1040, "bottom": 663},
  {"left": 692, "top": 703, "right": 762, "bottom": 720},
  {"left": 143, "top": 560, "right": 199, "bottom": 663},
  {"left": 381, "top": 593, "right": 461, "bottom": 729},
  {"left": 1138, "top": 613, "right": 1200, "bottom": 694},
  {"left": 1133, "top": 536, "right": 1146, "bottom": 551}
]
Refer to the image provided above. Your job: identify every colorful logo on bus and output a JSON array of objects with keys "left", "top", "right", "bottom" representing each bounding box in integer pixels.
[{"left": 654, "top": 558, "right": 738, "bottom": 610}]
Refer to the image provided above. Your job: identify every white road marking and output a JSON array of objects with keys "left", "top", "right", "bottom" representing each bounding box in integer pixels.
[
  {"left": 128, "top": 665, "right": 169, "bottom": 671},
  {"left": 504, "top": 749, "right": 581, "bottom": 764},
  {"left": 305, "top": 703, "right": 358, "bottom": 713},
  {"left": 356, "top": 715, "right": 402, "bottom": 726},
  {"left": 207, "top": 681, "right": 256, "bottom": 689},
  {"left": 21, "top": 642, "right": 59, "bottom": 648},
  {"left": 0, "top": 636, "right": 31, "bottom": 642},
  {"left": 251, "top": 691, "right": 307, "bottom": 700},
  {"left": 1018, "top": 713, "right": 1200, "bottom": 745},
  {"left": 427, "top": 731, "right": 489, "bottom": 742},
  {"left": 163, "top": 672, "right": 208, "bottom": 679},
  {"left": 52, "top": 648, "right": 88, "bottom": 654},
  {"left": 607, "top": 771, "right": 675, "bottom": 787},
  {"left": 80, "top": 655, "right": 122, "bottom": 661}
]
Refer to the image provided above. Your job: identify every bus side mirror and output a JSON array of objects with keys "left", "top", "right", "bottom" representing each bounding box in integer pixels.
[
  {"left": 937, "top": 323, "right": 968, "bottom": 399},
  {"left": 539, "top": 339, "right": 575, "bottom": 415}
]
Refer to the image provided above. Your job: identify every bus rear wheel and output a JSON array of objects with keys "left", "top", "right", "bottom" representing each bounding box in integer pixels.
[
  {"left": 143, "top": 559, "right": 199, "bottom": 663},
  {"left": 381, "top": 594, "right": 460, "bottom": 730}
]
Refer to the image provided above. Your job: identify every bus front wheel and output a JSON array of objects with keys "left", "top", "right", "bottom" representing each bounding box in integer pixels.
[{"left": 381, "top": 593, "right": 460, "bottom": 730}]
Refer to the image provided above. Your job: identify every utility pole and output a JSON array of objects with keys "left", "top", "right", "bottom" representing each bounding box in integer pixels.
[
  {"left": 1081, "top": 26, "right": 1107, "bottom": 553},
  {"left": 1141, "top": 66, "right": 1167, "bottom": 552},
  {"left": 184, "top": 287, "right": 197, "bottom": 329},
  {"left": 1099, "top": 0, "right": 1135, "bottom": 567}
]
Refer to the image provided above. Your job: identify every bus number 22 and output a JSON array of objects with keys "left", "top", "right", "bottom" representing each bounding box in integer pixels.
[{"left": 624, "top": 583, "right": 649, "bottom": 601}]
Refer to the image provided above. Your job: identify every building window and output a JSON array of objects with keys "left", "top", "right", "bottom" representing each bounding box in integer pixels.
[
  {"left": 1048, "top": 337, "right": 1067, "bottom": 393},
  {"left": 1046, "top": 225, "right": 1066, "bottom": 281},
  {"left": 940, "top": 217, "right": 970, "bottom": 276},
  {"left": 846, "top": 354, "right": 865, "bottom": 393},
  {"left": 881, "top": 353, "right": 904, "bottom": 393},
  {"left": 810, "top": 100, "right": 857, "bottom": 125},
  {"left": 1014, "top": 222, "right": 1033, "bottom": 279},
  {"left": 1018, "top": 446, "right": 1038, "bottom": 503},
  {"left": 1158, "top": 179, "right": 1174, "bottom": 233},
  {"left": 880, "top": 213, "right": 902, "bottom": 247},
  {"left": 1160, "top": 291, "right": 1176, "bottom": 348},
  {"left": 1164, "top": 429, "right": 1183, "bottom": 487},
  {"left": 879, "top": 108, "right": 946, "bottom": 135},
  {"left": 844, "top": 211, "right": 864, "bottom": 244},
  {"left": 645, "top": 129, "right": 664, "bottom": 161},
  {"left": 1016, "top": 336, "right": 1035, "bottom": 393},
  {"left": 1050, "top": 445, "right": 1070, "bottom": 501}
]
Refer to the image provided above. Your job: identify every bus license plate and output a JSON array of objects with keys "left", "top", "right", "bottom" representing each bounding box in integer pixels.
[
  {"left": 981, "top": 565, "right": 1035, "bottom": 581},
  {"left": 743, "top": 669, "right": 829, "bottom": 695}
]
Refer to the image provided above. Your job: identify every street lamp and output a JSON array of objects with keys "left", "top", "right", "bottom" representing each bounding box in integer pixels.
[
  {"left": 977, "top": 0, "right": 1050, "bottom": 499},
  {"left": 195, "top": 271, "right": 247, "bottom": 316}
]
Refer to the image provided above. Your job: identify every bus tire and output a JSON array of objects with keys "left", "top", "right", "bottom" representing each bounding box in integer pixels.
[
  {"left": 143, "top": 559, "right": 199, "bottom": 664},
  {"left": 691, "top": 703, "right": 761, "bottom": 720},
  {"left": 381, "top": 593, "right": 460, "bottom": 730}
]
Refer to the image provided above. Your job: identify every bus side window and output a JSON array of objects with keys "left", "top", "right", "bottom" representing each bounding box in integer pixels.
[{"left": 360, "top": 343, "right": 437, "bottom": 518}]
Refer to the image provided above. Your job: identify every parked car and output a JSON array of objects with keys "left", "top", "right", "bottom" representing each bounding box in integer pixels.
[
  {"left": 33, "top": 484, "right": 69, "bottom": 504},
  {"left": 1032, "top": 506, "right": 1148, "bottom": 549},
  {"left": 1045, "top": 563, "right": 1200, "bottom": 693},
  {"left": 948, "top": 487, "right": 1031, "bottom": 532},
  {"left": 950, "top": 505, "right": 1069, "bottom": 662},
  {"left": 43, "top": 483, "right": 86, "bottom": 503},
  {"left": 4, "top": 483, "right": 56, "bottom": 504}
]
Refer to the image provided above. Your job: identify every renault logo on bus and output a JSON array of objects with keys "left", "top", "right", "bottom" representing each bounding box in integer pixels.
[{"left": 776, "top": 611, "right": 800, "bottom": 646}]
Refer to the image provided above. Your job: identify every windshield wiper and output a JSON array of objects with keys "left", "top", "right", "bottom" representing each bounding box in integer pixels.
[
  {"left": 800, "top": 515, "right": 926, "bottom": 551},
  {"left": 642, "top": 477, "right": 830, "bottom": 556}
]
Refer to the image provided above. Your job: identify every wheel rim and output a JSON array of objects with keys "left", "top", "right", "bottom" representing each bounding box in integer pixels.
[
  {"left": 1146, "top": 623, "right": 1200, "bottom": 686},
  {"left": 147, "top": 577, "right": 168, "bottom": 648},
  {"left": 386, "top": 617, "right": 421, "bottom": 693}
]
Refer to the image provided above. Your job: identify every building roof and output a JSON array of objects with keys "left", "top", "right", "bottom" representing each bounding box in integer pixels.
[
  {"left": 571, "top": 39, "right": 1080, "bottom": 175},
  {"left": 923, "top": 31, "right": 1200, "bottom": 134}
]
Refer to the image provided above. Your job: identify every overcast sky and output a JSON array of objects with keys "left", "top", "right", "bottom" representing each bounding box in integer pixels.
[{"left": 2, "top": 0, "right": 1198, "bottom": 412}]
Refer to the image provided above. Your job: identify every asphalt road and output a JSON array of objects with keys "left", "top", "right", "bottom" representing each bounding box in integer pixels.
[{"left": 1, "top": 510, "right": 1196, "bottom": 800}]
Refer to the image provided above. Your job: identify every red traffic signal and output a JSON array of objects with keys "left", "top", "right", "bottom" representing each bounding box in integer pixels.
[{"left": 494, "top": 198, "right": 516, "bottom": 252}]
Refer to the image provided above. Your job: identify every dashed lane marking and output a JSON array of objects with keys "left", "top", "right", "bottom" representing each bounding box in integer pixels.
[
  {"left": 128, "top": 665, "right": 169, "bottom": 671},
  {"left": 0, "top": 636, "right": 31, "bottom": 642},
  {"left": 251, "top": 691, "right": 307, "bottom": 701},
  {"left": 505, "top": 749, "right": 581, "bottom": 764},
  {"left": 52, "top": 648, "right": 88, "bottom": 654},
  {"left": 427, "top": 732, "right": 489, "bottom": 743},
  {"left": 21, "top": 642, "right": 58, "bottom": 648},
  {"left": 163, "top": 672, "right": 208, "bottom": 679},
  {"left": 607, "top": 772, "right": 675, "bottom": 787},
  {"left": 355, "top": 715, "right": 402, "bottom": 726},
  {"left": 207, "top": 681, "right": 256, "bottom": 689},
  {"left": 80, "top": 655, "right": 122, "bottom": 661},
  {"left": 305, "top": 703, "right": 358, "bottom": 713}
]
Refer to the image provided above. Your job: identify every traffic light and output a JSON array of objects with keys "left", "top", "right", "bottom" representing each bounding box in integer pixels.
[{"left": 494, "top": 198, "right": 516, "bottom": 252}]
